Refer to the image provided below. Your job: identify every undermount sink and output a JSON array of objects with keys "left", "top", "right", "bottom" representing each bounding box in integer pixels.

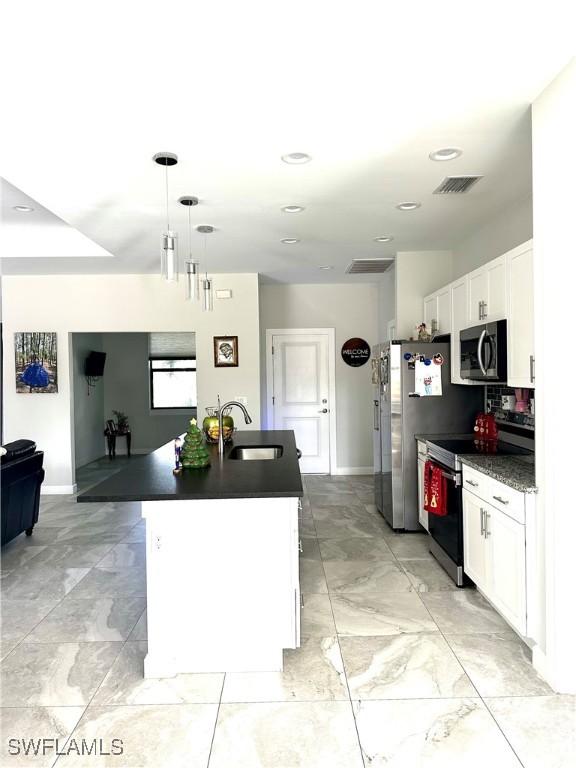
[{"left": 228, "top": 445, "right": 284, "bottom": 461}]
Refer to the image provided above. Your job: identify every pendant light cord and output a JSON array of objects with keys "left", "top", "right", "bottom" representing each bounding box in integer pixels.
[
  {"left": 165, "top": 163, "right": 170, "bottom": 231},
  {"left": 188, "top": 205, "right": 192, "bottom": 259}
]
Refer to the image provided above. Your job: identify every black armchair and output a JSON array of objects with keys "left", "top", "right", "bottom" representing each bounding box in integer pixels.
[{"left": 1, "top": 440, "right": 45, "bottom": 547}]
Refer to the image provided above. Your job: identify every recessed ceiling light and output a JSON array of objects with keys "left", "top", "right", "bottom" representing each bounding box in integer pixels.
[
  {"left": 13, "top": 205, "right": 34, "bottom": 212},
  {"left": 396, "top": 202, "right": 421, "bottom": 211},
  {"left": 318, "top": 265, "right": 333, "bottom": 270},
  {"left": 374, "top": 236, "right": 394, "bottom": 243},
  {"left": 281, "top": 238, "right": 300, "bottom": 244},
  {"left": 281, "top": 205, "right": 305, "bottom": 213},
  {"left": 281, "top": 152, "right": 311, "bottom": 165},
  {"left": 429, "top": 147, "right": 462, "bottom": 162}
]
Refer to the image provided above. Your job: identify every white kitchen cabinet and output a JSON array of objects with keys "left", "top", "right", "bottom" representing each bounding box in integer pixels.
[
  {"left": 437, "top": 285, "right": 451, "bottom": 334},
  {"left": 423, "top": 283, "right": 451, "bottom": 336},
  {"left": 486, "top": 504, "right": 527, "bottom": 634},
  {"left": 423, "top": 294, "right": 438, "bottom": 332},
  {"left": 463, "top": 490, "right": 488, "bottom": 590},
  {"left": 417, "top": 440, "right": 429, "bottom": 532},
  {"left": 463, "top": 471, "right": 528, "bottom": 637},
  {"left": 506, "top": 241, "right": 535, "bottom": 388},
  {"left": 468, "top": 255, "right": 507, "bottom": 324},
  {"left": 450, "top": 275, "right": 473, "bottom": 385}
]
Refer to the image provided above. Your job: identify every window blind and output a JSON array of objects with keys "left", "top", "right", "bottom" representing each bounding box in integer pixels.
[{"left": 149, "top": 332, "right": 196, "bottom": 359}]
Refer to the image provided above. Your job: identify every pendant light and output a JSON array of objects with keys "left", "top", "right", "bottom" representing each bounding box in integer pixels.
[
  {"left": 179, "top": 196, "right": 200, "bottom": 302},
  {"left": 153, "top": 152, "right": 179, "bottom": 282},
  {"left": 197, "top": 225, "right": 214, "bottom": 312}
]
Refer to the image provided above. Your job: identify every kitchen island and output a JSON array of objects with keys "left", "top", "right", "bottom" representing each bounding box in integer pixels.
[{"left": 79, "top": 430, "right": 303, "bottom": 678}]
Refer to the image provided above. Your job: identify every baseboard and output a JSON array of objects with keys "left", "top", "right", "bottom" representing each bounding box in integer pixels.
[
  {"left": 41, "top": 484, "right": 77, "bottom": 495},
  {"left": 532, "top": 643, "right": 576, "bottom": 694},
  {"left": 332, "top": 466, "right": 373, "bottom": 476}
]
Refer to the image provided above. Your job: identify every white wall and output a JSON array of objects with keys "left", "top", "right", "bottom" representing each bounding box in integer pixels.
[
  {"left": 452, "top": 196, "right": 533, "bottom": 279},
  {"left": 532, "top": 59, "right": 576, "bottom": 693},
  {"left": 377, "top": 265, "right": 396, "bottom": 342},
  {"left": 2, "top": 274, "right": 261, "bottom": 491},
  {"left": 102, "top": 333, "right": 196, "bottom": 453},
  {"left": 259, "top": 282, "right": 378, "bottom": 472},
  {"left": 72, "top": 333, "right": 105, "bottom": 468},
  {"left": 395, "top": 251, "right": 453, "bottom": 339}
]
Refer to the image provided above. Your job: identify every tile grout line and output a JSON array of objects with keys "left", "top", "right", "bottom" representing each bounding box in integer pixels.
[
  {"left": 205, "top": 672, "right": 227, "bottom": 768},
  {"left": 312, "top": 485, "right": 372, "bottom": 768},
  {"left": 47, "top": 599, "right": 146, "bottom": 767},
  {"left": 390, "top": 532, "right": 528, "bottom": 768}
]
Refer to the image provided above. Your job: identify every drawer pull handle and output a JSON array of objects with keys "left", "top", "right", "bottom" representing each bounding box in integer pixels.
[
  {"left": 465, "top": 479, "right": 479, "bottom": 487},
  {"left": 493, "top": 495, "right": 509, "bottom": 505}
]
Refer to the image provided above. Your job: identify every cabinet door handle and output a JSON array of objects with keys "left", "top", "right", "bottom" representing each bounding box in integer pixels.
[
  {"left": 530, "top": 355, "right": 535, "bottom": 383},
  {"left": 318, "top": 408, "right": 328, "bottom": 414},
  {"left": 493, "top": 495, "right": 509, "bottom": 505},
  {"left": 299, "top": 539, "right": 303, "bottom": 553},
  {"left": 465, "top": 479, "right": 479, "bottom": 487},
  {"left": 480, "top": 508, "right": 485, "bottom": 536},
  {"left": 478, "top": 301, "right": 483, "bottom": 321},
  {"left": 374, "top": 400, "right": 379, "bottom": 431},
  {"left": 485, "top": 512, "right": 491, "bottom": 537}
]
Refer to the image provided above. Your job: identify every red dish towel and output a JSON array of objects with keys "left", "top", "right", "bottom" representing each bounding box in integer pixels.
[{"left": 424, "top": 460, "right": 447, "bottom": 516}]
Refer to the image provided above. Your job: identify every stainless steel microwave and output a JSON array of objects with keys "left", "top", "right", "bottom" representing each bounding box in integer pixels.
[{"left": 460, "top": 320, "right": 507, "bottom": 382}]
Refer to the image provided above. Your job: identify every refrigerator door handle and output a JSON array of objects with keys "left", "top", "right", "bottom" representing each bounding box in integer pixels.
[
  {"left": 477, "top": 330, "right": 487, "bottom": 376},
  {"left": 373, "top": 400, "right": 379, "bottom": 430}
]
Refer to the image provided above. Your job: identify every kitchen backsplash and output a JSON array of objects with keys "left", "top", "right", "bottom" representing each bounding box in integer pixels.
[{"left": 485, "top": 385, "right": 535, "bottom": 430}]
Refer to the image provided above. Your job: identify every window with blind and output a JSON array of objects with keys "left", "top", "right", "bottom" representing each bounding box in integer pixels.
[{"left": 148, "top": 333, "right": 197, "bottom": 410}]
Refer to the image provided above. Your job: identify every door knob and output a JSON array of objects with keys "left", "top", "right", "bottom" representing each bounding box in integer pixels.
[{"left": 318, "top": 408, "right": 328, "bottom": 413}]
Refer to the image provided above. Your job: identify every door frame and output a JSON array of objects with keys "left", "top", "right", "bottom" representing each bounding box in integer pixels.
[{"left": 265, "top": 328, "right": 337, "bottom": 475}]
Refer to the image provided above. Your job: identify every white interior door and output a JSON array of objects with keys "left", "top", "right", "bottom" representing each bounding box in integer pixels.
[{"left": 271, "top": 332, "right": 331, "bottom": 474}]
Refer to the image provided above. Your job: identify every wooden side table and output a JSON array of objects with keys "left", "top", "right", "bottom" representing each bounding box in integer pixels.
[{"left": 104, "top": 430, "right": 131, "bottom": 458}]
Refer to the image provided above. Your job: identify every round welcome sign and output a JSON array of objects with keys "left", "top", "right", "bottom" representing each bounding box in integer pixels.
[{"left": 341, "top": 338, "right": 370, "bottom": 367}]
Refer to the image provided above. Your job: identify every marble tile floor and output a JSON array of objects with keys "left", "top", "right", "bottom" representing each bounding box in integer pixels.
[{"left": 0, "top": 473, "right": 573, "bottom": 767}]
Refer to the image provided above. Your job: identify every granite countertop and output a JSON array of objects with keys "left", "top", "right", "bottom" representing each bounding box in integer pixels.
[
  {"left": 78, "top": 430, "right": 303, "bottom": 503},
  {"left": 459, "top": 454, "right": 537, "bottom": 493}
]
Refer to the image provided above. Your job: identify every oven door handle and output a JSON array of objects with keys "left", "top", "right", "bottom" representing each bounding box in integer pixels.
[
  {"left": 477, "top": 329, "right": 487, "bottom": 376},
  {"left": 439, "top": 468, "right": 461, "bottom": 486}
]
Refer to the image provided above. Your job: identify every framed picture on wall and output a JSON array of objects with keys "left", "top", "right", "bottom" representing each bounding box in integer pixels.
[
  {"left": 14, "top": 332, "right": 58, "bottom": 393},
  {"left": 213, "top": 336, "right": 239, "bottom": 367}
]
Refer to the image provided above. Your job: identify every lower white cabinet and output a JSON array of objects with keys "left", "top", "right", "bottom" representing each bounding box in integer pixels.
[
  {"left": 462, "top": 491, "right": 488, "bottom": 589},
  {"left": 463, "top": 487, "right": 527, "bottom": 635},
  {"left": 487, "top": 506, "right": 527, "bottom": 633}
]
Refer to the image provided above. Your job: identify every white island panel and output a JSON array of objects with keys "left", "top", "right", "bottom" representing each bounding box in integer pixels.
[{"left": 142, "top": 496, "right": 300, "bottom": 678}]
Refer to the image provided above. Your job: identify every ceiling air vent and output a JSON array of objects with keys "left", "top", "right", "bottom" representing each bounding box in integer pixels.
[
  {"left": 346, "top": 258, "right": 394, "bottom": 275},
  {"left": 433, "top": 175, "right": 483, "bottom": 194}
]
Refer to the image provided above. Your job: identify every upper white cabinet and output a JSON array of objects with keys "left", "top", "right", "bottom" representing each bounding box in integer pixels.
[
  {"left": 467, "top": 254, "right": 507, "bottom": 324},
  {"left": 423, "top": 284, "right": 451, "bottom": 335},
  {"left": 450, "top": 275, "right": 470, "bottom": 385},
  {"left": 423, "top": 240, "right": 534, "bottom": 388},
  {"left": 506, "top": 241, "right": 534, "bottom": 388}
]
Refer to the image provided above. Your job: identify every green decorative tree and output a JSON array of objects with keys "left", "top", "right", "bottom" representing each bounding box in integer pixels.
[{"left": 180, "top": 419, "right": 211, "bottom": 469}]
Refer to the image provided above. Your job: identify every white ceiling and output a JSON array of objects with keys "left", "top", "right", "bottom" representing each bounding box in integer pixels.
[
  {"left": 0, "top": 178, "right": 114, "bottom": 259},
  {"left": 0, "top": 2, "right": 573, "bottom": 283}
]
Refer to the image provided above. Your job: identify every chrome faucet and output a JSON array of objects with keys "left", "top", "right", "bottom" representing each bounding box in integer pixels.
[{"left": 217, "top": 395, "right": 253, "bottom": 457}]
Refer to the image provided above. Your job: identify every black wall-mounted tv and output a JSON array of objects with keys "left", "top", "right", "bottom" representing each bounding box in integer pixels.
[{"left": 85, "top": 351, "right": 107, "bottom": 377}]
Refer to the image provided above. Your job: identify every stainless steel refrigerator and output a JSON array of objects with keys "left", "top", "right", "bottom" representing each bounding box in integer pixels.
[{"left": 372, "top": 340, "right": 483, "bottom": 531}]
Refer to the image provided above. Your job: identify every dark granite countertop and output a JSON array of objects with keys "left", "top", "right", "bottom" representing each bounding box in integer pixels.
[
  {"left": 78, "top": 430, "right": 303, "bottom": 503},
  {"left": 459, "top": 455, "right": 537, "bottom": 493}
]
